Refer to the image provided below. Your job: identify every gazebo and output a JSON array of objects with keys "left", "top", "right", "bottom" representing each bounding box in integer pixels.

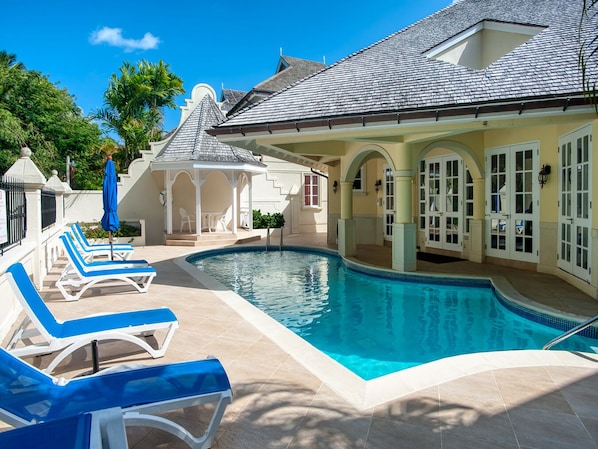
[{"left": 150, "top": 84, "right": 266, "bottom": 237}]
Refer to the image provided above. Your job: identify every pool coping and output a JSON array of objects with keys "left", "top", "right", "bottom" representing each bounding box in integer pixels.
[{"left": 176, "top": 246, "right": 598, "bottom": 411}]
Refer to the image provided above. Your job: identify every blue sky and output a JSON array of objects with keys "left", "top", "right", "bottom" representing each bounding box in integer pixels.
[{"left": 2, "top": 1, "right": 452, "bottom": 133}]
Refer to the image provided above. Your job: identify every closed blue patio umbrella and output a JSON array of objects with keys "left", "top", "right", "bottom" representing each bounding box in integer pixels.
[{"left": 100, "top": 156, "right": 119, "bottom": 260}]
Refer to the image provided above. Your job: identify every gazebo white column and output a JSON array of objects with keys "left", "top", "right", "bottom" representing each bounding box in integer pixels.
[
  {"left": 231, "top": 174, "right": 238, "bottom": 234},
  {"left": 248, "top": 176, "right": 254, "bottom": 231},
  {"left": 194, "top": 169, "right": 201, "bottom": 236},
  {"left": 165, "top": 170, "right": 173, "bottom": 235}
]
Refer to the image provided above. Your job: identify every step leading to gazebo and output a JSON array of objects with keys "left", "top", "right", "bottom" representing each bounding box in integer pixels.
[{"left": 165, "top": 229, "right": 261, "bottom": 247}]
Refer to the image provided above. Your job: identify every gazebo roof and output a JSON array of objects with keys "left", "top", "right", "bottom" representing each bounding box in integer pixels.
[{"left": 152, "top": 87, "right": 265, "bottom": 170}]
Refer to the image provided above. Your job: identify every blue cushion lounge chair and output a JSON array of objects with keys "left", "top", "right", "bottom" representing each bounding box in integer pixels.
[
  {"left": 0, "top": 346, "right": 233, "bottom": 449},
  {"left": 0, "top": 413, "right": 95, "bottom": 449},
  {"left": 5, "top": 262, "right": 178, "bottom": 374},
  {"left": 57, "top": 234, "right": 156, "bottom": 301},
  {"left": 62, "top": 232, "right": 149, "bottom": 271},
  {"left": 72, "top": 222, "right": 134, "bottom": 251},
  {"left": 66, "top": 225, "right": 134, "bottom": 261}
]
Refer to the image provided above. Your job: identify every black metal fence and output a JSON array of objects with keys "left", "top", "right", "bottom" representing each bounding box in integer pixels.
[
  {"left": 41, "top": 188, "right": 56, "bottom": 230},
  {"left": 0, "top": 176, "right": 26, "bottom": 254}
]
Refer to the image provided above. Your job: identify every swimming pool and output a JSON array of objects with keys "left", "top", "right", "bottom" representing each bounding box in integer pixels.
[{"left": 188, "top": 247, "right": 598, "bottom": 381}]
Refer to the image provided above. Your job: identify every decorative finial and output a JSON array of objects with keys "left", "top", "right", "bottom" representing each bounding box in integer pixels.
[{"left": 20, "top": 146, "right": 32, "bottom": 158}]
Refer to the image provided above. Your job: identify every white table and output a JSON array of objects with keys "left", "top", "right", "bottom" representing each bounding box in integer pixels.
[{"left": 201, "top": 211, "right": 224, "bottom": 232}]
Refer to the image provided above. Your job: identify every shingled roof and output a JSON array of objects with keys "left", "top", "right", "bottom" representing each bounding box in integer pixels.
[
  {"left": 212, "top": 0, "right": 597, "bottom": 134},
  {"left": 153, "top": 93, "right": 265, "bottom": 167},
  {"left": 227, "top": 55, "right": 326, "bottom": 116},
  {"left": 220, "top": 88, "right": 247, "bottom": 112},
  {"left": 255, "top": 56, "right": 326, "bottom": 93}
]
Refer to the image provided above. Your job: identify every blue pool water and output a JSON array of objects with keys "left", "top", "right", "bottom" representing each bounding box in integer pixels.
[{"left": 189, "top": 248, "right": 598, "bottom": 380}]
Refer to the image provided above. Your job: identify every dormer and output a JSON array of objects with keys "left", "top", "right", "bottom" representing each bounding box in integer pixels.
[
  {"left": 275, "top": 56, "right": 291, "bottom": 74},
  {"left": 425, "top": 20, "right": 546, "bottom": 70}
]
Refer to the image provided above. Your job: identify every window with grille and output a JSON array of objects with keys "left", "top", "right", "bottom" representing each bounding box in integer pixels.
[
  {"left": 353, "top": 167, "right": 365, "bottom": 192},
  {"left": 304, "top": 174, "right": 320, "bottom": 207}
]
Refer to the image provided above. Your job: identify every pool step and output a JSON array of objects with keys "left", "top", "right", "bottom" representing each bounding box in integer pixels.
[{"left": 165, "top": 230, "right": 262, "bottom": 247}]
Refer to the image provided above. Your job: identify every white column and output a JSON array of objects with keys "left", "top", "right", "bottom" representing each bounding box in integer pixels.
[
  {"left": 45, "top": 170, "right": 67, "bottom": 227},
  {"left": 248, "top": 176, "right": 254, "bottom": 231},
  {"left": 165, "top": 170, "right": 173, "bottom": 235},
  {"left": 194, "top": 169, "right": 201, "bottom": 236},
  {"left": 469, "top": 177, "right": 485, "bottom": 263},
  {"left": 232, "top": 174, "right": 238, "bottom": 234},
  {"left": 5, "top": 147, "right": 47, "bottom": 288}
]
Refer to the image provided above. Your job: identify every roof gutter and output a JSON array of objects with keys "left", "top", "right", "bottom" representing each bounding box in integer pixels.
[
  {"left": 207, "top": 94, "right": 591, "bottom": 137},
  {"left": 311, "top": 168, "right": 328, "bottom": 179}
]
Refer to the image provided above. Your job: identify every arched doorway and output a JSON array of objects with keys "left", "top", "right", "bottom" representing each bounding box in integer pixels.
[
  {"left": 339, "top": 145, "right": 396, "bottom": 251},
  {"left": 172, "top": 170, "right": 196, "bottom": 233},
  {"left": 417, "top": 141, "right": 483, "bottom": 256}
]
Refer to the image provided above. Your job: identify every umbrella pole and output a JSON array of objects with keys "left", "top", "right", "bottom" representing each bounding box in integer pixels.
[{"left": 109, "top": 231, "right": 114, "bottom": 261}]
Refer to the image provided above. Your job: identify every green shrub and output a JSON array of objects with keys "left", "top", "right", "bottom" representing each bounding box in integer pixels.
[
  {"left": 252, "top": 210, "right": 265, "bottom": 228},
  {"left": 79, "top": 221, "right": 141, "bottom": 243},
  {"left": 252, "top": 210, "right": 285, "bottom": 229}
]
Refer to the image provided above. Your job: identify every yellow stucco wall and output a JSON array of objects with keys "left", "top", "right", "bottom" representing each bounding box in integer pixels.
[{"left": 336, "top": 120, "right": 597, "bottom": 229}]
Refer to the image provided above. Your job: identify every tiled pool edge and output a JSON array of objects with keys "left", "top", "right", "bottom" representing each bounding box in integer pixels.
[{"left": 176, "top": 250, "right": 598, "bottom": 411}]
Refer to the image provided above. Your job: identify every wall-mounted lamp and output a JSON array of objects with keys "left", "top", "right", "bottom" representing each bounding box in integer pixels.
[
  {"left": 538, "top": 164, "right": 551, "bottom": 189},
  {"left": 374, "top": 179, "right": 382, "bottom": 192},
  {"left": 332, "top": 180, "right": 338, "bottom": 194}
]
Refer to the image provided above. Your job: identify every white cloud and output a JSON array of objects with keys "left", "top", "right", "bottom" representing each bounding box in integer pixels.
[{"left": 90, "top": 27, "right": 160, "bottom": 52}]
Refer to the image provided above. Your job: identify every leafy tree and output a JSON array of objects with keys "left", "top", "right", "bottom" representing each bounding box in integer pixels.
[
  {"left": 0, "top": 51, "right": 27, "bottom": 166},
  {"left": 0, "top": 51, "right": 105, "bottom": 188},
  {"left": 93, "top": 60, "right": 184, "bottom": 168}
]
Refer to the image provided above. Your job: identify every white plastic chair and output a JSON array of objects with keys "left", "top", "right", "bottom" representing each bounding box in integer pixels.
[
  {"left": 179, "top": 207, "right": 195, "bottom": 233},
  {"left": 215, "top": 208, "right": 228, "bottom": 232},
  {"left": 240, "top": 207, "right": 250, "bottom": 228}
]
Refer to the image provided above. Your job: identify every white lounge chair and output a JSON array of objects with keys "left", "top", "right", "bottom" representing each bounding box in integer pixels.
[
  {"left": 72, "top": 222, "right": 134, "bottom": 249},
  {"left": 62, "top": 232, "right": 149, "bottom": 272},
  {"left": 5, "top": 262, "right": 178, "bottom": 374},
  {"left": 57, "top": 234, "right": 156, "bottom": 301},
  {"left": 0, "top": 346, "right": 232, "bottom": 449},
  {"left": 70, "top": 222, "right": 134, "bottom": 260}
]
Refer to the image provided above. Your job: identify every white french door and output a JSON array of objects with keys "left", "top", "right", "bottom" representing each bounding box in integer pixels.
[
  {"left": 383, "top": 165, "right": 394, "bottom": 241},
  {"left": 485, "top": 143, "right": 538, "bottom": 262},
  {"left": 558, "top": 125, "right": 592, "bottom": 282},
  {"left": 423, "top": 155, "right": 463, "bottom": 252}
]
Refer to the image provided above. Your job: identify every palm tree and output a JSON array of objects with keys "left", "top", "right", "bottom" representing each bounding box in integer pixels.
[{"left": 93, "top": 60, "right": 184, "bottom": 168}]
